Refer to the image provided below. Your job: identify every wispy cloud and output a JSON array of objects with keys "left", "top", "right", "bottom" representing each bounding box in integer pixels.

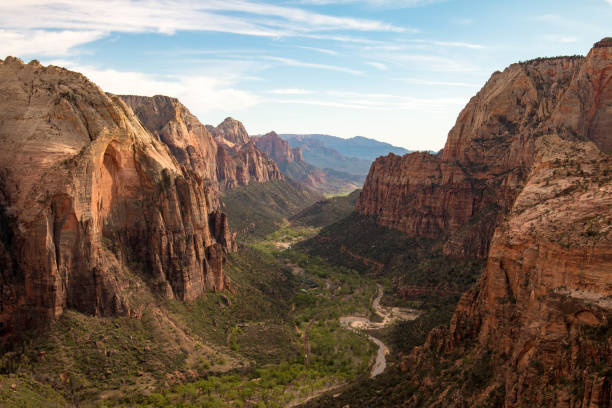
[
  {"left": 297, "top": 46, "right": 339, "bottom": 55},
  {"left": 293, "top": 0, "right": 447, "bottom": 8},
  {"left": 267, "top": 88, "right": 314, "bottom": 95},
  {"left": 397, "top": 78, "right": 479, "bottom": 87},
  {"left": 264, "top": 56, "right": 363, "bottom": 75},
  {"left": 431, "top": 41, "right": 484, "bottom": 49},
  {"left": 0, "top": 0, "right": 406, "bottom": 54},
  {"left": 268, "top": 90, "right": 466, "bottom": 111},
  {"left": 0, "top": 29, "right": 106, "bottom": 57},
  {"left": 45, "top": 61, "right": 259, "bottom": 117},
  {"left": 365, "top": 61, "right": 388, "bottom": 70},
  {"left": 542, "top": 34, "right": 578, "bottom": 43}
]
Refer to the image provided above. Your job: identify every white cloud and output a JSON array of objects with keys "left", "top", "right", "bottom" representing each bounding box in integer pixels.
[
  {"left": 264, "top": 56, "right": 363, "bottom": 75},
  {"left": 0, "top": 0, "right": 405, "bottom": 40},
  {"left": 297, "top": 46, "right": 339, "bottom": 55},
  {"left": 365, "top": 61, "right": 388, "bottom": 70},
  {"left": 267, "top": 88, "right": 314, "bottom": 95},
  {"left": 294, "top": 0, "right": 447, "bottom": 8},
  {"left": 432, "top": 41, "right": 484, "bottom": 49},
  {"left": 542, "top": 34, "right": 578, "bottom": 43},
  {"left": 267, "top": 90, "right": 466, "bottom": 111},
  {"left": 47, "top": 61, "right": 259, "bottom": 117},
  {"left": 0, "top": 29, "right": 106, "bottom": 57},
  {"left": 397, "top": 78, "right": 479, "bottom": 87}
]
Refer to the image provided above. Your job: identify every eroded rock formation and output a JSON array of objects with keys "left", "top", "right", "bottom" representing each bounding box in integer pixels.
[
  {"left": 0, "top": 58, "right": 235, "bottom": 341},
  {"left": 356, "top": 49, "right": 607, "bottom": 258},
  {"left": 119, "top": 96, "right": 283, "bottom": 191},
  {"left": 404, "top": 133, "right": 612, "bottom": 408},
  {"left": 390, "top": 39, "right": 612, "bottom": 408}
]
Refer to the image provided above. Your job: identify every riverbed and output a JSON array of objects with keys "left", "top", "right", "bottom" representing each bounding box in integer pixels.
[{"left": 340, "top": 284, "right": 420, "bottom": 378}]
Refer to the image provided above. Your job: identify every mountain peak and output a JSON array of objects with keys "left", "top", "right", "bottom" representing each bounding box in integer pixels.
[{"left": 208, "top": 117, "right": 250, "bottom": 145}]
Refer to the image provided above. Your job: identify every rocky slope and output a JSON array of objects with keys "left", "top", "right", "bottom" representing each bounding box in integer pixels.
[
  {"left": 119, "top": 96, "right": 283, "bottom": 191},
  {"left": 402, "top": 133, "right": 612, "bottom": 408},
  {"left": 253, "top": 131, "right": 362, "bottom": 195},
  {"left": 0, "top": 58, "right": 235, "bottom": 342},
  {"left": 357, "top": 52, "right": 597, "bottom": 258}
]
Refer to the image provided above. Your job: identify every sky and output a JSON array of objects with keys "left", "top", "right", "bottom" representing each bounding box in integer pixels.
[{"left": 1, "top": 1, "right": 611, "bottom": 150}]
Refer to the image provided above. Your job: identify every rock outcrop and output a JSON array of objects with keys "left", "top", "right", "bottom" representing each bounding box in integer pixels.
[
  {"left": 404, "top": 133, "right": 612, "bottom": 408},
  {"left": 119, "top": 96, "right": 283, "bottom": 191},
  {"left": 357, "top": 53, "right": 593, "bottom": 258},
  {"left": 252, "top": 131, "right": 304, "bottom": 164},
  {"left": 253, "top": 131, "right": 361, "bottom": 195},
  {"left": 391, "top": 39, "right": 612, "bottom": 408},
  {"left": 0, "top": 58, "right": 235, "bottom": 342},
  {"left": 206, "top": 117, "right": 250, "bottom": 146}
]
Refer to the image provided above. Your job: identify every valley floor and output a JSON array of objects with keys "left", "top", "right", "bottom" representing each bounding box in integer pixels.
[{"left": 1, "top": 220, "right": 406, "bottom": 408}]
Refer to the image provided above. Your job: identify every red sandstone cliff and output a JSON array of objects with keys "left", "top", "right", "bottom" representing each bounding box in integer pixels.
[
  {"left": 252, "top": 131, "right": 304, "bottom": 164},
  {"left": 357, "top": 51, "right": 598, "bottom": 258},
  {"left": 0, "top": 58, "right": 235, "bottom": 341},
  {"left": 119, "top": 96, "right": 283, "bottom": 191},
  {"left": 388, "top": 39, "right": 612, "bottom": 408}
]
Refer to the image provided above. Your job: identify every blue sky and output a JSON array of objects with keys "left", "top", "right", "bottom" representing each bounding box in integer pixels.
[{"left": 1, "top": 1, "right": 610, "bottom": 150}]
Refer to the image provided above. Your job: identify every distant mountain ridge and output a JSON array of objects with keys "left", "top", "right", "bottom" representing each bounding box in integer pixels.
[
  {"left": 252, "top": 131, "right": 363, "bottom": 195},
  {"left": 280, "top": 133, "right": 411, "bottom": 176}
]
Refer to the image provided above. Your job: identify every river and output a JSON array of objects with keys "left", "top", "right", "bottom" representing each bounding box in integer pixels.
[{"left": 339, "top": 284, "right": 419, "bottom": 378}]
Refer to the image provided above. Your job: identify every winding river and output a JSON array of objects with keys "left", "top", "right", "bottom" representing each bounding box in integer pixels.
[{"left": 340, "top": 284, "right": 420, "bottom": 378}]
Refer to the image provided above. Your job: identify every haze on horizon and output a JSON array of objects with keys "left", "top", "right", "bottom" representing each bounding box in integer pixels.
[{"left": 1, "top": 0, "right": 610, "bottom": 151}]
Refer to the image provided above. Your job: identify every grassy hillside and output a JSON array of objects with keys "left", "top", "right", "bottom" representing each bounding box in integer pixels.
[
  {"left": 291, "top": 189, "right": 360, "bottom": 228},
  {"left": 221, "top": 179, "right": 321, "bottom": 239}
]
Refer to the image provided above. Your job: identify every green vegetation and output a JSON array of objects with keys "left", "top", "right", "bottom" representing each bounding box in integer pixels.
[
  {"left": 1, "top": 218, "right": 376, "bottom": 407},
  {"left": 291, "top": 190, "right": 360, "bottom": 228},
  {"left": 221, "top": 179, "right": 321, "bottom": 239}
]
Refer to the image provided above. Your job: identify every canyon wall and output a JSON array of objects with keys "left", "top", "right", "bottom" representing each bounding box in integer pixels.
[
  {"left": 395, "top": 39, "right": 612, "bottom": 408},
  {"left": 0, "top": 58, "right": 235, "bottom": 341},
  {"left": 357, "top": 51, "right": 595, "bottom": 258},
  {"left": 120, "top": 96, "right": 283, "bottom": 191}
]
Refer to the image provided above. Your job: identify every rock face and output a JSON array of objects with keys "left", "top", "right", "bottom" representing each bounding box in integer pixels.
[
  {"left": 405, "top": 134, "right": 612, "bottom": 408},
  {"left": 391, "top": 40, "right": 612, "bottom": 408},
  {"left": 0, "top": 58, "right": 235, "bottom": 342},
  {"left": 252, "top": 131, "right": 304, "bottom": 164},
  {"left": 357, "top": 54, "right": 592, "bottom": 258},
  {"left": 119, "top": 96, "right": 283, "bottom": 191},
  {"left": 253, "top": 131, "right": 362, "bottom": 195},
  {"left": 206, "top": 117, "right": 250, "bottom": 146}
]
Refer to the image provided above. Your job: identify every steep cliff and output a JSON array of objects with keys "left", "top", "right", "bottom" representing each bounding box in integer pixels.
[
  {"left": 119, "top": 97, "right": 283, "bottom": 191},
  {"left": 0, "top": 58, "right": 235, "bottom": 342},
  {"left": 253, "top": 131, "right": 362, "bottom": 195},
  {"left": 357, "top": 54, "right": 589, "bottom": 258},
  {"left": 403, "top": 133, "right": 612, "bottom": 408},
  {"left": 206, "top": 117, "right": 250, "bottom": 146}
]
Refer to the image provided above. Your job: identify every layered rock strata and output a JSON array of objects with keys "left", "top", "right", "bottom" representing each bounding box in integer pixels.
[
  {"left": 356, "top": 47, "right": 612, "bottom": 258},
  {"left": 119, "top": 96, "right": 283, "bottom": 191},
  {"left": 394, "top": 39, "right": 612, "bottom": 408},
  {"left": 0, "top": 58, "right": 234, "bottom": 341}
]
